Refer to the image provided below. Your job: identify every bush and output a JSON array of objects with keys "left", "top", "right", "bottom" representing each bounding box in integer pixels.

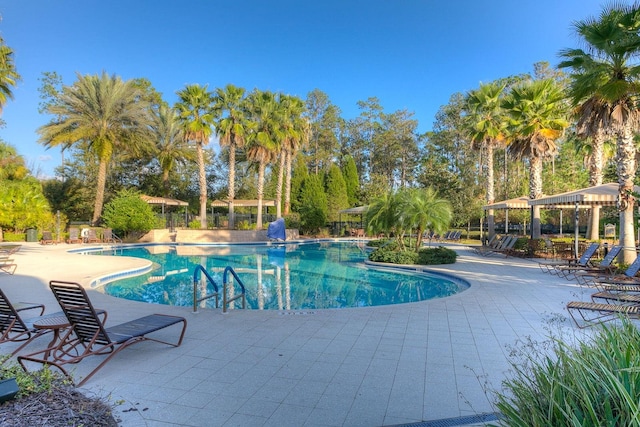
[
  {"left": 417, "top": 246, "right": 457, "bottom": 264},
  {"left": 188, "top": 219, "right": 201, "bottom": 229},
  {"left": 493, "top": 319, "right": 640, "bottom": 426},
  {"left": 0, "top": 355, "right": 65, "bottom": 398},
  {"left": 102, "top": 189, "right": 157, "bottom": 238},
  {"left": 1, "top": 232, "right": 24, "bottom": 242},
  {"left": 368, "top": 247, "right": 418, "bottom": 264}
]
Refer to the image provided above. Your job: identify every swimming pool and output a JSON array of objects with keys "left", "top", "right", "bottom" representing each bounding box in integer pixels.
[{"left": 89, "top": 241, "right": 469, "bottom": 310}]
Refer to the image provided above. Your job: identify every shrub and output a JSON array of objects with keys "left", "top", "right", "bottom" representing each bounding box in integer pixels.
[
  {"left": 102, "top": 189, "right": 157, "bottom": 237},
  {"left": 369, "top": 247, "right": 418, "bottom": 264},
  {"left": 493, "top": 319, "right": 640, "bottom": 426},
  {"left": 188, "top": 219, "right": 201, "bottom": 229},
  {"left": 417, "top": 246, "right": 457, "bottom": 265},
  {"left": 0, "top": 355, "right": 65, "bottom": 398}
]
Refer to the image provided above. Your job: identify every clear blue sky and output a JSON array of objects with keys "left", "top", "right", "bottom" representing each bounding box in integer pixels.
[{"left": 1, "top": 0, "right": 606, "bottom": 177}]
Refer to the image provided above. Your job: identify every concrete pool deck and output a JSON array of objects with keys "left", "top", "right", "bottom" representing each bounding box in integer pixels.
[{"left": 0, "top": 242, "right": 592, "bottom": 426}]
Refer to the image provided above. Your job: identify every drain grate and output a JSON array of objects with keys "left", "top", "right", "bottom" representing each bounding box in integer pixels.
[{"left": 388, "top": 412, "right": 500, "bottom": 427}]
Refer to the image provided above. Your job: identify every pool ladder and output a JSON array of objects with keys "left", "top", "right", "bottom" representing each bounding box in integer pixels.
[{"left": 192, "top": 265, "right": 246, "bottom": 313}]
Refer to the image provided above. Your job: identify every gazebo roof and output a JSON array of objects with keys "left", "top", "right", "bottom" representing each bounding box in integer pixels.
[
  {"left": 339, "top": 206, "right": 369, "bottom": 215},
  {"left": 528, "top": 183, "right": 640, "bottom": 207},
  {"left": 140, "top": 195, "right": 188, "bottom": 207},
  {"left": 211, "top": 199, "right": 276, "bottom": 207},
  {"left": 483, "top": 196, "right": 529, "bottom": 210}
]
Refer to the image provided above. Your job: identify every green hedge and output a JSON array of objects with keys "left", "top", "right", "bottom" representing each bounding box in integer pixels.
[
  {"left": 368, "top": 245, "right": 457, "bottom": 265},
  {"left": 417, "top": 246, "right": 457, "bottom": 264}
]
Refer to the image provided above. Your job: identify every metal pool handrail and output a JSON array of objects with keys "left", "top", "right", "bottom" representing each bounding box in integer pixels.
[
  {"left": 222, "top": 266, "right": 246, "bottom": 313},
  {"left": 192, "top": 265, "right": 219, "bottom": 312}
]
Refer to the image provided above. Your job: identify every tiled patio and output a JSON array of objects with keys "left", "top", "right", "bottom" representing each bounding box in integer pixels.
[{"left": 0, "top": 242, "right": 591, "bottom": 426}]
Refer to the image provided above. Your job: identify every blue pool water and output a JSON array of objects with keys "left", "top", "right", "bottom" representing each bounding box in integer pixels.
[{"left": 91, "top": 241, "right": 469, "bottom": 310}]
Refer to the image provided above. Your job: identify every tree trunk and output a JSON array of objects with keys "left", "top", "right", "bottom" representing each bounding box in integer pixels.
[
  {"left": 587, "top": 132, "right": 605, "bottom": 240},
  {"left": 529, "top": 155, "right": 544, "bottom": 239},
  {"left": 256, "top": 160, "right": 265, "bottom": 230},
  {"left": 276, "top": 149, "right": 285, "bottom": 218},
  {"left": 284, "top": 150, "right": 293, "bottom": 215},
  {"left": 197, "top": 142, "right": 207, "bottom": 229},
  {"left": 228, "top": 141, "right": 236, "bottom": 229},
  {"left": 162, "top": 169, "right": 170, "bottom": 198},
  {"left": 91, "top": 159, "right": 108, "bottom": 226},
  {"left": 486, "top": 143, "right": 496, "bottom": 241},
  {"left": 616, "top": 125, "right": 638, "bottom": 263}
]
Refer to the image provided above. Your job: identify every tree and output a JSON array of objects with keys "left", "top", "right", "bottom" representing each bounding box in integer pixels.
[
  {"left": 38, "top": 72, "right": 153, "bottom": 225},
  {"left": 290, "top": 153, "right": 308, "bottom": 213},
  {"left": 102, "top": 188, "right": 157, "bottom": 238},
  {"left": 214, "top": 84, "right": 249, "bottom": 228},
  {"left": 279, "top": 94, "right": 307, "bottom": 217},
  {"left": 502, "top": 78, "right": 569, "bottom": 239},
  {"left": 175, "top": 84, "right": 215, "bottom": 228},
  {"left": 0, "top": 36, "right": 20, "bottom": 114},
  {"left": 466, "top": 82, "right": 507, "bottom": 241},
  {"left": 366, "top": 190, "right": 402, "bottom": 246},
  {"left": 298, "top": 174, "right": 327, "bottom": 234},
  {"left": 342, "top": 155, "right": 359, "bottom": 207},
  {"left": 152, "top": 104, "right": 193, "bottom": 196},
  {"left": 558, "top": 3, "right": 640, "bottom": 260},
  {"left": 325, "top": 163, "right": 349, "bottom": 222},
  {"left": 305, "top": 89, "right": 341, "bottom": 174},
  {"left": 246, "top": 90, "right": 282, "bottom": 229},
  {"left": 398, "top": 187, "right": 452, "bottom": 250}
]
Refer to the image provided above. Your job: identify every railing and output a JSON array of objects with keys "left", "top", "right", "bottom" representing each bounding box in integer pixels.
[
  {"left": 192, "top": 265, "right": 246, "bottom": 313},
  {"left": 192, "top": 265, "right": 219, "bottom": 313},
  {"left": 222, "top": 266, "right": 246, "bottom": 313}
]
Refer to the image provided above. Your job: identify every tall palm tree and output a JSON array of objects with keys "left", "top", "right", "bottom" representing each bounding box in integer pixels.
[
  {"left": 277, "top": 94, "right": 307, "bottom": 218},
  {"left": 213, "top": 84, "right": 249, "bottom": 228},
  {"left": 466, "top": 82, "right": 507, "bottom": 241},
  {"left": 38, "top": 72, "right": 152, "bottom": 225},
  {"left": 0, "top": 37, "right": 20, "bottom": 114},
  {"left": 558, "top": 3, "right": 640, "bottom": 261},
  {"left": 175, "top": 84, "right": 215, "bottom": 228},
  {"left": 502, "top": 78, "right": 569, "bottom": 239},
  {"left": 152, "top": 104, "right": 194, "bottom": 196},
  {"left": 246, "top": 90, "right": 282, "bottom": 229}
]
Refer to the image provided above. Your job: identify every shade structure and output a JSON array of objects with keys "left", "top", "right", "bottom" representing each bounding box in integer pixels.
[
  {"left": 339, "top": 206, "right": 369, "bottom": 215},
  {"left": 528, "top": 183, "right": 640, "bottom": 207},
  {"left": 211, "top": 199, "right": 276, "bottom": 207},
  {"left": 483, "top": 196, "right": 529, "bottom": 210},
  {"left": 140, "top": 195, "right": 188, "bottom": 207}
]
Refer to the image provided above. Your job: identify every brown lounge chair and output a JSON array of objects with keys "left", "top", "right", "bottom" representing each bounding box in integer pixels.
[
  {"left": 556, "top": 245, "right": 622, "bottom": 281},
  {"left": 0, "top": 288, "right": 51, "bottom": 356},
  {"left": 566, "top": 300, "right": 640, "bottom": 328},
  {"left": 19, "top": 281, "right": 187, "bottom": 386},
  {"left": 539, "top": 242, "right": 600, "bottom": 275},
  {"left": 0, "top": 245, "right": 21, "bottom": 256},
  {"left": 0, "top": 258, "right": 17, "bottom": 275},
  {"left": 40, "top": 231, "right": 55, "bottom": 245},
  {"left": 66, "top": 228, "right": 82, "bottom": 244}
]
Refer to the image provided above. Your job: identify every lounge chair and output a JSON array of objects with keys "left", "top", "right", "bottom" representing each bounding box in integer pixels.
[
  {"left": 581, "top": 253, "right": 640, "bottom": 287},
  {"left": 566, "top": 300, "right": 640, "bottom": 328},
  {"left": 66, "top": 228, "right": 82, "bottom": 244},
  {"left": 0, "top": 258, "right": 17, "bottom": 275},
  {"left": 85, "top": 228, "right": 100, "bottom": 243},
  {"left": 539, "top": 242, "right": 600, "bottom": 275},
  {"left": 103, "top": 228, "right": 115, "bottom": 243},
  {"left": 0, "top": 288, "right": 50, "bottom": 356},
  {"left": 474, "top": 235, "right": 509, "bottom": 256},
  {"left": 0, "top": 245, "right": 21, "bottom": 256},
  {"left": 18, "top": 281, "right": 187, "bottom": 386},
  {"left": 556, "top": 245, "right": 622, "bottom": 281},
  {"left": 478, "top": 235, "right": 516, "bottom": 257},
  {"left": 40, "top": 231, "right": 55, "bottom": 245}
]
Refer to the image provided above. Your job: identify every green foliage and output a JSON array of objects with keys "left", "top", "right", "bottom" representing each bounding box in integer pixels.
[
  {"left": 342, "top": 155, "right": 360, "bottom": 206},
  {"left": 101, "top": 189, "right": 157, "bottom": 236},
  {"left": 417, "top": 246, "right": 457, "bottom": 264},
  {"left": 0, "top": 355, "right": 67, "bottom": 398},
  {"left": 493, "top": 320, "right": 640, "bottom": 427},
  {"left": 283, "top": 213, "right": 300, "bottom": 229},
  {"left": 0, "top": 179, "right": 55, "bottom": 233},
  {"left": 1, "top": 232, "right": 24, "bottom": 242},
  {"left": 188, "top": 219, "right": 201, "bottom": 229},
  {"left": 368, "top": 246, "right": 418, "bottom": 264},
  {"left": 298, "top": 174, "right": 327, "bottom": 234},
  {"left": 325, "top": 163, "right": 349, "bottom": 222}
]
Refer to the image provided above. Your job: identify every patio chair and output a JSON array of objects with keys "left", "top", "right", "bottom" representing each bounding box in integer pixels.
[
  {"left": 556, "top": 245, "right": 622, "bottom": 281},
  {"left": 40, "top": 231, "right": 55, "bottom": 245},
  {"left": 18, "top": 281, "right": 187, "bottom": 386},
  {"left": 0, "top": 288, "right": 50, "bottom": 356},
  {"left": 539, "top": 242, "right": 600, "bottom": 275},
  {"left": 0, "top": 258, "right": 17, "bottom": 275},
  {"left": 566, "top": 300, "right": 640, "bottom": 328},
  {"left": 0, "top": 245, "right": 21, "bottom": 256},
  {"left": 103, "top": 228, "right": 115, "bottom": 243},
  {"left": 477, "top": 235, "right": 515, "bottom": 257},
  {"left": 581, "top": 253, "right": 640, "bottom": 287},
  {"left": 66, "top": 228, "right": 82, "bottom": 244},
  {"left": 85, "top": 228, "right": 100, "bottom": 243}
]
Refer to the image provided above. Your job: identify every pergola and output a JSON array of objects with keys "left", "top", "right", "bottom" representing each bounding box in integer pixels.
[
  {"left": 140, "top": 195, "right": 189, "bottom": 227},
  {"left": 210, "top": 199, "right": 276, "bottom": 208},
  {"left": 483, "top": 196, "right": 529, "bottom": 236},
  {"left": 338, "top": 206, "right": 368, "bottom": 234}
]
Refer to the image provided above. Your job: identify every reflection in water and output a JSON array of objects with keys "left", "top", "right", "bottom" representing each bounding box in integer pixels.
[{"left": 101, "top": 242, "right": 468, "bottom": 310}]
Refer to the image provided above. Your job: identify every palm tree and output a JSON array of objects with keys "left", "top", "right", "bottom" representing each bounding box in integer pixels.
[
  {"left": 246, "top": 90, "right": 282, "bottom": 229},
  {"left": 277, "top": 94, "right": 307, "bottom": 218},
  {"left": 366, "top": 190, "right": 401, "bottom": 245},
  {"left": 466, "top": 82, "right": 507, "bottom": 241},
  {"left": 213, "top": 84, "right": 249, "bottom": 229},
  {"left": 398, "top": 187, "right": 452, "bottom": 250},
  {"left": 151, "top": 104, "right": 194, "bottom": 196},
  {"left": 558, "top": 3, "right": 640, "bottom": 262},
  {"left": 502, "top": 78, "right": 569, "bottom": 239},
  {"left": 175, "top": 84, "right": 215, "bottom": 229},
  {"left": 0, "top": 37, "right": 20, "bottom": 114},
  {"left": 38, "top": 72, "right": 152, "bottom": 225}
]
